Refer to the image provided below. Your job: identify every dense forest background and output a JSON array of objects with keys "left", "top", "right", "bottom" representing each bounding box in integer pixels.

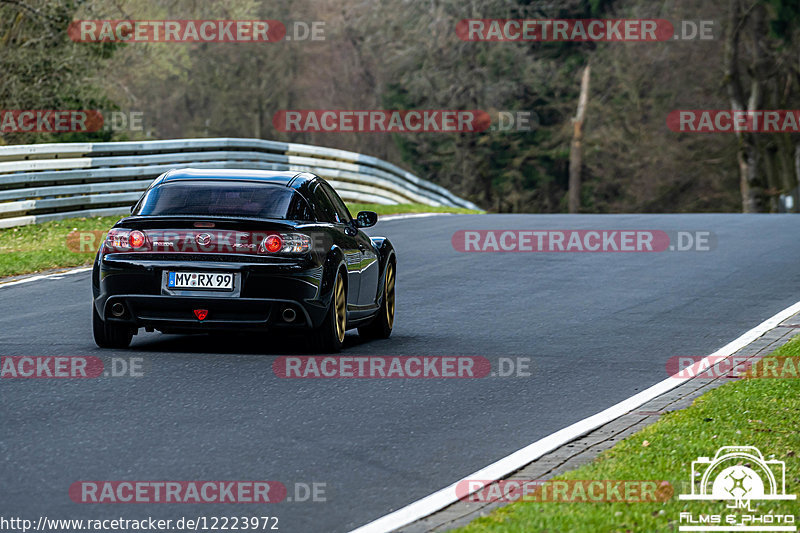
[{"left": 1, "top": 0, "right": 799, "bottom": 213}]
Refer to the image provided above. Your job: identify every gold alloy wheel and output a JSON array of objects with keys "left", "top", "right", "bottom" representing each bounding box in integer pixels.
[
  {"left": 335, "top": 273, "right": 346, "bottom": 343},
  {"left": 385, "top": 262, "right": 395, "bottom": 329}
]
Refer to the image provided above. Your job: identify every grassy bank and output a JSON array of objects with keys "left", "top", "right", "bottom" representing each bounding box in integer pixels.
[
  {"left": 457, "top": 336, "right": 800, "bottom": 532},
  {"left": 0, "top": 216, "right": 120, "bottom": 278},
  {"left": 0, "top": 203, "right": 481, "bottom": 278}
]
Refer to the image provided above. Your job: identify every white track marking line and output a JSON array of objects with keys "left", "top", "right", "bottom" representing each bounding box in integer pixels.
[
  {"left": 349, "top": 299, "right": 800, "bottom": 533},
  {"left": 0, "top": 266, "right": 91, "bottom": 289}
]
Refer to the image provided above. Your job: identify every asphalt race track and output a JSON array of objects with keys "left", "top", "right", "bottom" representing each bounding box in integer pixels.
[{"left": 2, "top": 214, "right": 800, "bottom": 532}]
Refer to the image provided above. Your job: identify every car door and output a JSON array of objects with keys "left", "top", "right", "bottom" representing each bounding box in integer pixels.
[
  {"left": 354, "top": 228, "right": 380, "bottom": 307},
  {"left": 320, "top": 182, "right": 380, "bottom": 308},
  {"left": 310, "top": 182, "right": 360, "bottom": 306}
]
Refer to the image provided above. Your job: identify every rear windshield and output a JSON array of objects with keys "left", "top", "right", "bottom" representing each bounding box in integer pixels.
[{"left": 134, "top": 181, "right": 311, "bottom": 219}]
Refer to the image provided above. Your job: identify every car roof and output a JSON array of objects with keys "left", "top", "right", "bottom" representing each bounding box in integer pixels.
[{"left": 152, "top": 168, "right": 318, "bottom": 190}]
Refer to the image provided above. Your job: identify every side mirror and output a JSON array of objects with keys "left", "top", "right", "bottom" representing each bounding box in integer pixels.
[
  {"left": 355, "top": 210, "right": 378, "bottom": 228},
  {"left": 130, "top": 204, "right": 136, "bottom": 213}
]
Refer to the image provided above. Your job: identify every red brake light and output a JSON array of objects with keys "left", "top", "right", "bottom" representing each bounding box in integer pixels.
[
  {"left": 130, "top": 230, "right": 146, "bottom": 249},
  {"left": 106, "top": 229, "right": 146, "bottom": 253},
  {"left": 264, "top": 234, "right": 283, "bottom": 253}
]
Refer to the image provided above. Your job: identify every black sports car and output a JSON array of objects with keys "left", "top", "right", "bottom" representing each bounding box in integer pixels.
[{"left": 91, "top": 168, "right": 396, "bottom": 352}]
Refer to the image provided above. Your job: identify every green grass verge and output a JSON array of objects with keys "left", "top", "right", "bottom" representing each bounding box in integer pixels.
[
  {"left": 457, "top": 336, "right": 800, "bottom": 532},
  {"left": 0, "top": 203, "right": 481, "bottom": 278},
  {"left": 0, "top": 216, "right": 120, "bottom": 278}
]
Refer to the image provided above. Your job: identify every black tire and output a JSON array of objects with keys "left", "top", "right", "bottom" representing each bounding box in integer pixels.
[
  {"left": 310, "top": 270, "right": 347, "bottom": 353},
  {"left": 358, "top": 260, "right": 395, "bottom": 340},
  {"left": 92, "top": 304, "right": 133, "bottom": 348}
]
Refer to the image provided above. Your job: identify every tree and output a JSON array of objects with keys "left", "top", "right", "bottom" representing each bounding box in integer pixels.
[
  {"left": 569, "top": 62, "right": 590, "bottom": 213},
  {"left": 724, "top": 0, "right": 800, "bottom": 212},
  {"left": 0, "top": 0, "right": 116, "bottom": 144}
]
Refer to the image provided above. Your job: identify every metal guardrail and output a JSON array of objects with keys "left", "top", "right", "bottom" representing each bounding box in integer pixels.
[{"left": 0, "top": 138, "right": 479, "bottom": 228}]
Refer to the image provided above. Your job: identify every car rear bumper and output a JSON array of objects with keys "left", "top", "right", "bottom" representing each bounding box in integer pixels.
[
  {"left": 99, "top": 294, "right": 326, "bottom": 332},
  {"left": 93, "top": 254, "right": 330, "bottom": 331}
]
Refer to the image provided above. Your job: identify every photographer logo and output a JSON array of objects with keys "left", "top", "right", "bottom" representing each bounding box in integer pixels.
[{"left": 677, "top": 446, "right": 795, "bottom": 531}]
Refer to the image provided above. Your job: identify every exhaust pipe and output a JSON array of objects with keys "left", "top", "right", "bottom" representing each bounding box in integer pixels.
[
  {"left": 110, "top": 302, "right": 125, "bottom": 317},
  {"left": 281, "top": 307, "right": 297, "bottom": 323}
]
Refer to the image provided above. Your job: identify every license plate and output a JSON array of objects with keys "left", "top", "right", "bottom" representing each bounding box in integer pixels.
[{"left": 168, "top": 272, "right": 234, "bottom": 290}]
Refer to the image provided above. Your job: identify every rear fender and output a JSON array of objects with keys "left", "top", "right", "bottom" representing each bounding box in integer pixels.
[{"left": 320, "top": 245, "right": 346, "bottom": 306}]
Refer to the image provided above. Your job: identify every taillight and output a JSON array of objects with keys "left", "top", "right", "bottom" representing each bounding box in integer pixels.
[
  {"left": 105, "top": 229, "right": 149, "bottom": 252},
  {"left": 130, "top": 230, "right": 146, "bottom": 249},
  {"left": 107, "top": 229, "right": 128, "bottom": 249},
  {"left": 260, "top": 233, "right": 311, "bottom": 254},
  {"left": 264, "top": 234, "right": 283, "bottom": 253}
]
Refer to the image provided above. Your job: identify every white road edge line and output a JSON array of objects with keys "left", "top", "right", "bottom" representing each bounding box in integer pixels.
[
  {"left": 0, "top": 266, "right": 92, "bottom": 289},
  {"left": 349, "top": 299, "right": 800, "bottom": 533}
]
